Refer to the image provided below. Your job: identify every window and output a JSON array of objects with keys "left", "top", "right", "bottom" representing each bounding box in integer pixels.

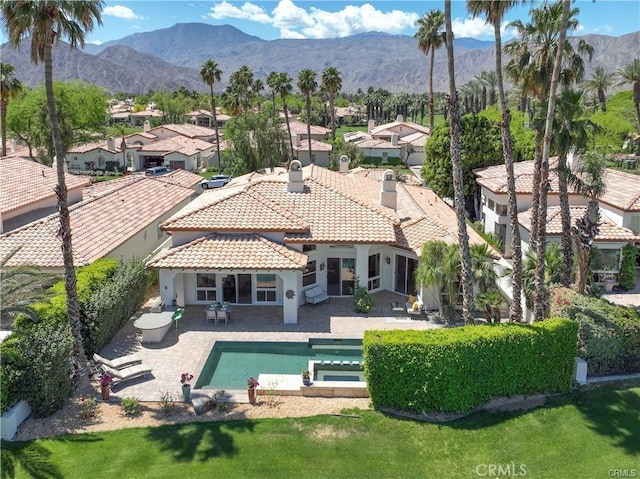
[
  {"left": 256, "top": 274, "right": 277, "bottom": 302},
  {"left": 368, "top": 253, "right": 381, "bottom": 290},
  {"left": 487, "top": 198, "right": 495, "bottom": 211},
  {"left": 303, "top": 260, "right": 317, "bottom": 287},
  {"left": 302, "top": 245, "right": 316, "bottom": 252},
  {"left": 196, "top": 273, "right": 217, "bottom": 302},
  {"left": 496, "top": 203, "right": 508, "bottom": 216}
]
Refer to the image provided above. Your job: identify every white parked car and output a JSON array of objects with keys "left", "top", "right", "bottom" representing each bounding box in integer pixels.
[{"left": 200, "top": 175, "right": 232, "bottom": 189}]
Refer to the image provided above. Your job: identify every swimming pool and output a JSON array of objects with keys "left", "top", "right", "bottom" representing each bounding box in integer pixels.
[{"left": 194, "top": 339, "right": 363, "bottom": 390}]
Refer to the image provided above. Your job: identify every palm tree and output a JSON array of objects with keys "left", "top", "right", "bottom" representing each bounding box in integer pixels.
[
  {"left": 444, "top": 0, "right": 474, "bottom": 325},
  {"left": 583, "top": 66, "right": 614, "bottom": 112},
  {"left": 477, "top": 70, "right": 498, "bottom": 106},
  {"left": 0, "top": 62, "right": 22, "bottom": 157},
  {"left": 522, "top": 242, "right": 563, "bottom": 314},
  {"left": 415, "top": 240, "right": 460, "bottom": 318},
  {"left": 414, "top": 9, "right": 446, "bottom": 132},
  {"left": 2, "top": 0, "right": 104, "bottom": 391},
  {"left": 321, "top": 66, "right": 342, "bottom": 140},
  {"left": 200, "top": 59, "right": 223, "bottom": 170},
  {"left": 297, "top": 69, "right": 317, "bottom": 164},
  {"left": 0, "top": 248, "right": 57, "bottom": 328},
  {"left": 467, "top": 0, "right": 524, "bottom": 323},
  {"left": 617, "top": 58, "right": 640, "bottom": 128},
  {"left": 266, "top": 71, "right": 279, "bottom": 114},
  {"left": 551, "top": 88, "right": 598, "bottom": 287},
  {"left": 226, "top": 65, "right": 254, "bottom": 115},
  {"left": 276, "top": 72, "right": 295, "bottom": 161},
  {"left": 568, "top": 151, "right": 607, "bottom": 293},
  {"left": 252, "top": 78, "right": 264, "bottom": 113}
]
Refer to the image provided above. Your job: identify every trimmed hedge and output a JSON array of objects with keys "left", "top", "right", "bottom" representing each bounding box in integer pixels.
[
  {"left": 550, "top": 286, "right": 640, "bottom": 375},
  {"left": 363, "top": 318, "right": 577, "bottom": 413}
]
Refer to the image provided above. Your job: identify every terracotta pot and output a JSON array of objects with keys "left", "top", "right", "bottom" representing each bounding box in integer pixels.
[
  {"left": 101, "top": 384, "right": 110, "bottom": 401},
  {"left": 247, "top": 387, "right": 257, "bottom": 404}
]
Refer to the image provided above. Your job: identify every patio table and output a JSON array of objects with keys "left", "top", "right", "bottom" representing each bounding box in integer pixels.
[{"left": 133, "top": 312, "right": 173, "bottom": 343}]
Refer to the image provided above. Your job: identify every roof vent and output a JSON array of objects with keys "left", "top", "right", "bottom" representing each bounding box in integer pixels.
[
  {"left": 380, "top": 169, "right": 397, "bottom": 210},
  {"left": 396, "top": 115, "right": 403, "bottom": 123},
  {"left": 288, "top": 160, "right": 304, "bottom": 192},
  {"left": 390, "top": 134, "right": 398, "bottom": 146},
  {"left": 143, "top": 120, "right": 151, "bottom": 131},
  {"left": 339, "top": 155, "right": 349, "bottom": 173},
  {"left": 106, "top": 137, "right": 115, "bottom": 150}
]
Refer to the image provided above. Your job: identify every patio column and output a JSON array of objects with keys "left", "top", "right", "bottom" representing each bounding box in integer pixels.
[
  {"left": 281, "top": 270, "right": 298, "bottom": 324},
  {"left": 355, "top": 244, "right": 370, "bottom": 288}
]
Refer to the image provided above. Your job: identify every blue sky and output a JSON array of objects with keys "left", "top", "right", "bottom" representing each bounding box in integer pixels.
[{"left": 1, "top": 1, "right": 638, "bottom": 44}]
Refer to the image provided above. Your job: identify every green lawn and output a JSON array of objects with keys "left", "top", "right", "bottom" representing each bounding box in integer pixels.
[{"left": 2, "top": 380, "right": 638, "bottom": 478}]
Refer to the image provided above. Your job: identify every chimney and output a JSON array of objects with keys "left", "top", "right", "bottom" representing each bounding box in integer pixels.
[
  {"left": 106, "top": 137, "right": 115, "bottom": 150},
  {"left": 294, "top": 134, "right": 301, "bottom": 148},
  {"left": 339, "top": 155, "right": 349, "bottom": 173},
  {"left": 396, "top": 115, "right": 403, "bottom": 122},
  {"left": 367, "top": 119, "right": 375, "bottom": 134},
  {"left": 380, "top": 169, "right": 397, "bottom": 210},
  {"left": 287, "top": 160, "right": 304, "bottom": 192},
  {"left": 390, "top": 134, "right": 398, "bottom": 146},
  {"left": 143, "top": 120, "right": 151, "bottom": 131}
]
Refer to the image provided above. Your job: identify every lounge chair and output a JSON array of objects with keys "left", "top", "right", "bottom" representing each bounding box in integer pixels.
[
  {"left": 101, "top": 364, "right": 152, "bottom": 384},
  {"left": 93, "top": 352, "right": 142, "bottom": 370}
]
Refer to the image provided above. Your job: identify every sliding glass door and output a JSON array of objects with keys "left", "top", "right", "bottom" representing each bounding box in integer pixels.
[{"left": 327, "top": 257, "right": 355, "bottom": 296}]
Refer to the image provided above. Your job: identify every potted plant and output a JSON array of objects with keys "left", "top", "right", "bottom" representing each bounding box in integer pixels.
[
  {"left": 247, "top": 377, "right": 259, "bottom": 404},
  {"left": 602, "top": 268, "right": 617, "bottom": 293},
  {"left": 301, "top": 370, "right": 312, "bottom": 386},
  {"left": 181, "top": 372, "right": 194, "bottom": 402},
  {"left": 99, "top": 373, "right": 113, "bottom": 401}
]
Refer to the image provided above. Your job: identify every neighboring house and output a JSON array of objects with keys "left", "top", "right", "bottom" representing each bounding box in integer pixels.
[
  {"left": 351, "top": 167, "right": 423, "bottom": 187},
  {"left": 286, "top": 120, "right": 331, "bottom": 141},
  {"left": 0, "top": 156, "right": 91, "bottom": 233},
  {"left": 344, "top": 116, "right": 430, "bottom": 166},
  {"left": 475, "top": 158, "right": 640, "bottom": 258},
  {"left": 518, "top": 205, "right": 640, "bottom": 283},
  {"left": 186, "top": 109, "right": 232, "bottom": 129},
  {"left": 294, "top": 138, "right": 333, "bottom": 167},
  {"left": 0, "top": 174, "right": 199, "bottom": 271},
  {"left": 129, "top": 109, "right": 164, "bottom": 127},
  {"left": 67, "top": 137, "right": 125, "bottom": 172},
  {"left": 66, "top": 124, "right": 219, "bottom": 173},
  {"left": 148, "top": 161, "right": 487, "bottom": 324}
]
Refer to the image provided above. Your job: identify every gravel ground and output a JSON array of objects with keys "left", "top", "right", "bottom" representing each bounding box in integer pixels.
[{"left": 14, "top": 394, "right": 372, "bottom": 442}]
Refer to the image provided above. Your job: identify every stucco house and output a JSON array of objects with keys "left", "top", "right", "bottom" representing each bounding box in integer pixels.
[
  {"left": 0, "top": 171, "right": 201, "bottom": 271},
  {"left": 475, "top": 158, "right": 640, "bottom": 283},
  {"left": 369, "top": 116, "right": 430, "bottom": 166},
  {"left": 294, "top": 138, "right": 333, "bottom": 166},
  {"left": 186, "top": 109, "right": 232, "bottom": 129},
  {"left": 286, "top": 120, "right": 331, "bottom": 141},
  {"left": 1, "top": 155, "right": 91, "bottom": 233},
  {"left": 148, "top": 161, "right": 487, "bottom": 324}
]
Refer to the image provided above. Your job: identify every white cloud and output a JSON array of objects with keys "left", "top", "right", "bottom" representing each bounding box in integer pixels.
[
  {"left": 450, "top": 16, "right": 520, "bottom": 41},
  {"left": 88, "top": 40, "right": 103, "bottom": 45},
  {"left": 280, "top": 28, "right": 306, "bottom": 39},
  {"left": 207, "top": 1, "right": 271, "bottom": 24},
  {"left": 207, "top": 0, "right": 418, "bottom": 39},
  {"left": 103, "top": 5, "right": 142, "bottom": 20}
]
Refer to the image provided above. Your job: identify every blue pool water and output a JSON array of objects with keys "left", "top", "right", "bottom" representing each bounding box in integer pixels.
[{"left": 194, "top": 339, "right": 363, "bottom": 389}]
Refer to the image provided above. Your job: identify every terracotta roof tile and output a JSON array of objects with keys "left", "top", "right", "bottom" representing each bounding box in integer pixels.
[
  {"left": 1, "top": 157, "right": 92, "bottom": 215},
  {"left": 0, "top": 177, "right": 195, "bottom": 268},
  {"left": 137, "top": 136, "right": 213, "bottom": 156},
  {"left": 294, "top": 139, "right": 333, "bottom": 152},
  {"left": 147, "top": 233, "right": 308, "bottom": 270},
  {"left": 518, "top": 205, "right": 640, "bottom": 242}
]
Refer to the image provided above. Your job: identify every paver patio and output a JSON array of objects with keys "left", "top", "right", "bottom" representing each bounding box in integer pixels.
[{"left": 98, "top": 291, "right": 447, "bottom": 402}]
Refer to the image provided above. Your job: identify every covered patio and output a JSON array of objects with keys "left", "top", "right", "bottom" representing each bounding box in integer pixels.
[{"left": 96, "top": 291, "right": 448, "bottom": 403}]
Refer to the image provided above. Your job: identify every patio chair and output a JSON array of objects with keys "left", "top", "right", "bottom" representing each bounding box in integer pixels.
[
  {"left": 101, "top": 364, "right": 153, "bottom": 385},
  {"left": 216, "top": 309, "right": 229, "bottom": 325},
  {"left": 93, "top": 352, "right": 142, "bottom": 370}
]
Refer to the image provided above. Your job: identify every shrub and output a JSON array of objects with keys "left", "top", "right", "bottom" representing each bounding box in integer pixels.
[
  {"left": 619, "top": 243, "right": 638, "bottom": 291},
  {"left": 550, "top": 286, "right": 640, "bottom": 375},
  {"left": 17, "top": 322, "right": 73, "bottom": 417},
  {"left": 353, "top": 281, "right": 373, "bottom": 313},
  {"left": 364, "top": 318, "right": 577, "bottom": 413},
  {"left": 159, "top": 390, "right": 177, "bottom": 416},
  {"left": 79, "top": 396, "right": 99, "bottom": 420},
  {"left": 0, "top": 335, "right": 25, "bottom": 413},
  {"left": 121, "top": 397, "right": 141, "bottom": 417}
]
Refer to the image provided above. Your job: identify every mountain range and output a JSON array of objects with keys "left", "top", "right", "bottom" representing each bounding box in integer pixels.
[{"left": 2, "top": 23, "right": 638, "bottom": 95}]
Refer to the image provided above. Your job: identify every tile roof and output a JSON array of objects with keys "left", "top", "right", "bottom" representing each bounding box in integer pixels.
[
  {"left": 294, "top": 139, "right": 333, "bottom": 152},
  {"left": 155, "top": 169, "right": 203, "bottom": 189},
  {"left": 351, "top": 167, "right": 422, "bottom": 186},
  {"left": 370, "top": 120, "right": 431, "bottom": 136},
  {"left": 137, "top": 136, "right": 213, "bottom": 156},
  {"left": 160, "top": 166, "right": 485, "bottom": 256},
  {"left": 518, "top": 205, "right": 640, "bottom": 242},
  {"left": 353, "top": 138, "right": 401, "bottom": 149},
  {"left": 147, "top": 233, "right": 308, "bottom": 270},
  {"left": 286, "top": 120, "right": 331, "bottom": 136},
  {"left": 149, "top": 124, "right": 216, "bottom": 139},
  {"left": 0, "top": 177, "right": 195, "bottom": 268},
  {"left": 67, "top": 140, "right": 120, "bottom": 154},
  {"left": 475, "top": 159, "right": 640, "bottom": 211},
  {"left": 1, "top": 156, "right": 92, "bottom": 215}
]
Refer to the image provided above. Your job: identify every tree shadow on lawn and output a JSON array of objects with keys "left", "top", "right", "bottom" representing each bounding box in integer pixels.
[
  {"left": 1, "top": 434, "right": 100, "bottom": 479},
  {"left": 144, "top": 419, "right": 256, "bottom": 463}
]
